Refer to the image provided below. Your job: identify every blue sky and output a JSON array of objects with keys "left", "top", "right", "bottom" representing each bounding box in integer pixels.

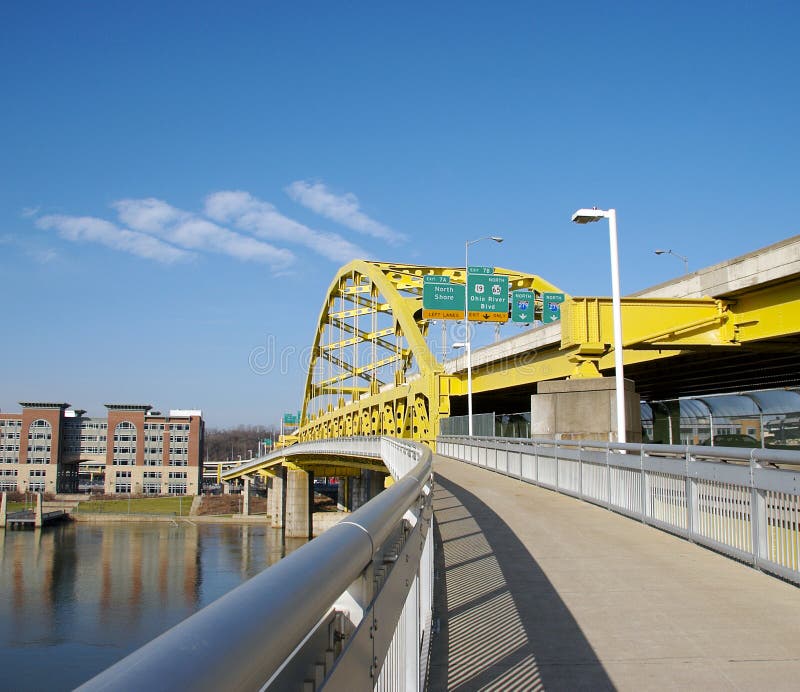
[{"left": 1, "top": 1, "right": 798, "bottom": 427}]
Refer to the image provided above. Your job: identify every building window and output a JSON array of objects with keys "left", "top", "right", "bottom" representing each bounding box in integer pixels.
[
  {"left": 114, "top": 482, "right": 132, "bottom": 494},
  {"left": 28, "top": 481, "right": 46, "bottom": 492},
  {"left": 27, "top": 419, "right": 52, "bottom": 465},
  {"left": 115, "top": 471, "right": 132, "bottom": 479},
  {"left": 167, "top": 483, "right": 186, "bottom": 495},
  {"left": 113, "top": 421, "right": 137, "bottom": 467}
]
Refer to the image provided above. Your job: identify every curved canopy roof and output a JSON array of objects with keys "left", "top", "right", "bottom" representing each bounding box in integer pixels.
[{"left": 642, "top": 388, "right": 800, "bottom": 421}]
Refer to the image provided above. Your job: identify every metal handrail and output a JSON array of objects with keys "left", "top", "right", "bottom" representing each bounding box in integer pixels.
[
  {"left": 79, "top": 437, "right": 433, "bottom": 691},
  {"left": 444, "top": 434, "right": 800, "bottom": 466}
]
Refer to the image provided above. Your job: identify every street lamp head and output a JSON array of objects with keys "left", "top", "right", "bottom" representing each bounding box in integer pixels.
[
  {"left": 571, "top": 208, "right": 606, "bottom": 224},
  {"left": 654, "top": 249, "right": 667, "bottom": 255},
  {"left": 452, "top": 342, "right": 466, "bottom": 349},
  {"left": 490, "top": 236, "right": 504, "bottom": 243}
]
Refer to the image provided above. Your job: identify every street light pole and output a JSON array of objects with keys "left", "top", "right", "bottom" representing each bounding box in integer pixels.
[
  {"left": 654, "top": 249, "right": 689, "bottom": 274},
  {"left": 572, "top": 208, "right": 627, "bottom": 443},
  {"left": 464, "top": 235, "right": 504, "bottom": 436}
]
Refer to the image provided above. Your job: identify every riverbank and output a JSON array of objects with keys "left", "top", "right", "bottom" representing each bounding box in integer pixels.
[{"left": 70, "top": 509, "right": 347, "bottom": 534}]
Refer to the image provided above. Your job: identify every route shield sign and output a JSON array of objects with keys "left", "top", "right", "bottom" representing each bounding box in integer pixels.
[
  {"left": 423, "top": 275, "right": 465, "bottom": 320},
  {"left": 511, "top": 290, "right": 535, "bottom": 323},
  {"left": 467, "top": 273, "right": 509, "bottom": 322},
  {"left": 542, "top": 292, "right": 565, "bottom": 323}
]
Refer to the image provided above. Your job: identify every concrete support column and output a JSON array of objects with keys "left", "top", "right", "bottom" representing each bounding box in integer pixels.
[
  {"left": 270, "top": 472, "right": 285, "bottom": 529},
  {"left": 349, "top": 474, "right": 366, "bottom": 512},
  {"left": 285, "top": 469, "right": 312, "bottom": 539},
  {"left": 531, "top": 377, "right": 642, "bottom": 443},
  {"left": 369, "top": 471, "right": 386, "bottom": 499},
  {"left": 346, "top": 470, "right": 386, "bottom": 512},
  {"left": 337, "top": 477, "right": 348, "bottom": 512},
  {"left": 651, "top": 400, "right": 681, "bottom": 445},
  {"left": 0, "top": 491, "right": 6, "bottom": 528},
  {"left": 242, "top": 477, "right": 250, "bottom": 516},
  {"left": 222, "top": 481, "right": 231, "bottom": 495},
  {"left": 34, "top": 493, "right": 43, "bottom": 528}
]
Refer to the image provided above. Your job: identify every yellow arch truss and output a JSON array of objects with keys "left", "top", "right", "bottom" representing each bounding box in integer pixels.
[{"left": 296, "top": 260, "right": 563, "bottom": 445}]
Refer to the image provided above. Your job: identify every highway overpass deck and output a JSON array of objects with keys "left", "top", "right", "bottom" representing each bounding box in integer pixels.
[{"left": 430, "top": 455, "right": 800, "bottom": 691}]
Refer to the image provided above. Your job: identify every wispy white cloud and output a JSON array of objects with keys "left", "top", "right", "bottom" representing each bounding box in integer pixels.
[
  {"left": 285, "top": 181, "right": 406, "bottom": 245},
  {"left": 0, "top": 233, "right": 57, "bottom": 263},
  {"left": 20, "top": 206, "right": 40, "bottom": 218},
  {"left": 205, "top": 191, "right": 368, "bottom": 263},
  {"left": 113, "top": 198, "right": 295, "bottom": 268},
  {"left": 36, "top": 214, "right": 193, "bottom": 264}
]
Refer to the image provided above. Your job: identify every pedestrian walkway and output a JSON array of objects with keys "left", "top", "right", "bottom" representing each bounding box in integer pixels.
[{"left": 428, "top": 455, "right": 800, "bottom": 691}]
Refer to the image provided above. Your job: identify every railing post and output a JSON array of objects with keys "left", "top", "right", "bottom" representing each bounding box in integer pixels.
[
  {"left": 639, "top": 446, "right": 648, "bottom": 522},
  {"left": 554, "top": 439, "right": 560, "bottom": 493},
  {"left": 578, "top": 442, "right": 584, "bottom": 500},
  {"left": 685, "top": 447, "right": 696, "bottom": 541},
  {"left": 750, "top": 453, "right": 768, "bottom": 568}
]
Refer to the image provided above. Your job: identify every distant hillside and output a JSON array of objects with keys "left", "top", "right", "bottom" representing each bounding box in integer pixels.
[{"left": 205, "top": 425, "right": 280, "bottom": 461}]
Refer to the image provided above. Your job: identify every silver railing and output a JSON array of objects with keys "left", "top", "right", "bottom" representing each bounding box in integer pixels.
[
  {"left": 80, "top": 437, "right": 434, "bottom": 691},
  {"left": 439, "top": 435, "right": 800, "bottom": 585}
]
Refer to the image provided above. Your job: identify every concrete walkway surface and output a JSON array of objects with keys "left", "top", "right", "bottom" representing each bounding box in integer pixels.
[{"left": 428, "top": 455, "right": 800, "bottom": 691}]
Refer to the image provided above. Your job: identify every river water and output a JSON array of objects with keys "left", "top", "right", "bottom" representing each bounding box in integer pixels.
[{"left": 0, "top": 521, "right": 306, "bottom": 691}]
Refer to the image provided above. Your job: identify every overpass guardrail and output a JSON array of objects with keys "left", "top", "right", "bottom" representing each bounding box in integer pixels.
[
  {"left": 79, "top": 437, "right": 434, "bottom": 692},
  {"left": 438, "top": 435, "right": 800, "bottom": 585}
]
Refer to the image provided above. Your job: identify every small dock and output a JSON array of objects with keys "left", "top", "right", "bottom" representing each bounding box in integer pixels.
[
  {"left": 0, "top": 491, "right": 71, "bottom": 529},
  {"left": 5, "top": 509, "right": 69, "bottom": 529}
]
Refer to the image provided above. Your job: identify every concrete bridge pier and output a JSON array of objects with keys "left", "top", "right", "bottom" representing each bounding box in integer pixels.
[
  {"left": 284, "top": 469, "right": 313, "bottom": 539},
  {"left": 650, "top": 399, "right": 681, "bottom": 444},
  {"left": 531, "top": 376, "right": 642, "bottom": 442},
  {"left": 269, "top": 472, "right": 285, "bottom": 529},
  {"left": 337, "top": 477, "right": 348, "bottom": 512},
  {"left": 342, "top": 470, "right": 387, "bottom": 512},
  {"left": 242, "top": 477, "right": 250, "bottom": 516},
  {"left": 34, "top": 492, "right": 43, "bottom": 529}
]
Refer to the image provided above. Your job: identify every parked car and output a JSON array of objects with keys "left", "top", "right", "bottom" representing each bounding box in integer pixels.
[{"left": 699, "top": 434, "right": 760, "bottom": 448}]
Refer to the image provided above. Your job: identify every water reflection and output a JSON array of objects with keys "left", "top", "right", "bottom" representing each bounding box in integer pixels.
[{"left": 0, "top": 522, "right": 305, "bottom": 691}]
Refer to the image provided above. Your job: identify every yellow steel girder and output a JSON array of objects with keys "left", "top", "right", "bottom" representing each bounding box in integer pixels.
[{"left": 461, "top": 285, "right": 800, "bottom": 395}]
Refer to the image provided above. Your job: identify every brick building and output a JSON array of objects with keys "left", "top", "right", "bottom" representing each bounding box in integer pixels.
[{"left": 0, "top": 402, "right": 203, "bottom": 495}]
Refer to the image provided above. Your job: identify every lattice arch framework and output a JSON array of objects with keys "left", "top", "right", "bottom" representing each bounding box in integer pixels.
[{"left": 297, "top": 260, "right": 559, "bottom": 445}]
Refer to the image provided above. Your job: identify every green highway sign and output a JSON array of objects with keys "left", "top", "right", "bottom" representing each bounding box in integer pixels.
[
  {"left": 542, "top": 292, "right": 565, "bottom": 323},
  {"left": 467, "top": 273, "right": 509, "bottom": 322},
  {"left": 422, "top": 275, "right": 465, "bottom": 320},
  {"left": 511, "top": 290, "right": 535, "bottom": 323},
  {"left": 468, "top": 265, "right": 493, "bottom": 275}
]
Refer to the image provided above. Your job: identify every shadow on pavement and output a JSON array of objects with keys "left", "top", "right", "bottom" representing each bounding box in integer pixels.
[{"left": 427, "top": 474, "right": 615, "bottom": 691}]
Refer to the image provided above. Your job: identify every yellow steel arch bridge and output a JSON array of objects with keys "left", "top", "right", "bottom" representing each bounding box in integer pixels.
[
  {"left": 295, "top": 260, "right": 564, "bottom": 446},
  {"left": 223, "top": 239, "right": 800, "bottom": 483}
]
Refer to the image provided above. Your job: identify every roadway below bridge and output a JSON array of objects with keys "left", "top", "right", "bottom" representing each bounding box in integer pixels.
[{"left": 429, "top": 455, "right": 800, "bottom": 690}]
